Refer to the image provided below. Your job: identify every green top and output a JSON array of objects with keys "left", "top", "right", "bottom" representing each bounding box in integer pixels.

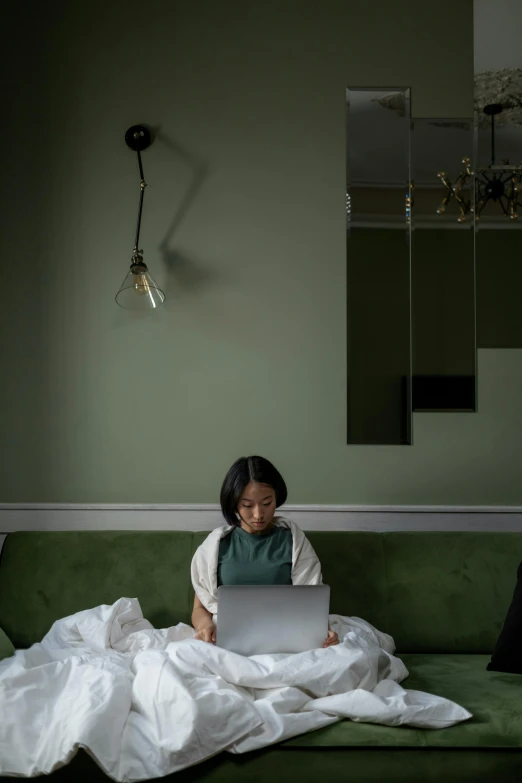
[{"left": 217, "top": 525, "right": 293, "bottom": 586}]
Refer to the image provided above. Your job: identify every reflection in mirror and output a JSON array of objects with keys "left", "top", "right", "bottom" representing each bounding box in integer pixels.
[
  {"left": 475, "top": 102, "right": 522, "bottom": 347},
  {"left": 346, "top": 88, "right": 412, "bottom": 444},
  {"left": 411, "top": 118, "right": 476, "bottom": 411}
]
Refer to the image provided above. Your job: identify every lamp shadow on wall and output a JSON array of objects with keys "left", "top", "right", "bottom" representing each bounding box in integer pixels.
[
  {"left": 150, "top": 131, "right": 246, "bottom": 335},
  {"left": 155, "top": 131, "right": 219, "bottom": 301}
]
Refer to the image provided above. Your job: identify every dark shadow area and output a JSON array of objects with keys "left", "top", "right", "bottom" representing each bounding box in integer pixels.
[
  {"left": 1, "top": 2, "right": 53, "bottom": 501},
  {"left": 412, "top": 375, "right": 476, "bottom": 411}
]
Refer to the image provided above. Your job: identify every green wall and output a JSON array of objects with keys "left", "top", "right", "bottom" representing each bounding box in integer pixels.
[{"left": 5, "top": 0, "right": 520, "bottom": 505}]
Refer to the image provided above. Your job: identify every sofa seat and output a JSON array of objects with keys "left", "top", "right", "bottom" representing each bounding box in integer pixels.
[{"left": 282, "top": 653, "right": 522, "bottom": 749}]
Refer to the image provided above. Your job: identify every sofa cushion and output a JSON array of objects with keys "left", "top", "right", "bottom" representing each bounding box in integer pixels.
[
  {"left": 0, "top": 532, "right": 195, "bottom": 648},
  {"left": 283, "top": 653, "right": 522, "bottom": 748},
  {"left": 488, "top": 560, "right": 522, "bottom": 673},
  {"left": 382, "top": 532, "right": 522, "bottom": 653},
  {"left": 0, "top": 626, "right": 14, "bottom": 661}
]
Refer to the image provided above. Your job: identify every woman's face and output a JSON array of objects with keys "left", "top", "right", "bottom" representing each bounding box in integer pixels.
[{"left": 237, "top": 481, "right": 277, "bottom": 535}]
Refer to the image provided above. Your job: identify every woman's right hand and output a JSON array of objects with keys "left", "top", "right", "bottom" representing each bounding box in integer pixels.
[
  {"left": 194, "top": 622, "right": 216, "bottom": 644},
  {"left": 192, "top": 594, "right": 216, "bottom": 643}
]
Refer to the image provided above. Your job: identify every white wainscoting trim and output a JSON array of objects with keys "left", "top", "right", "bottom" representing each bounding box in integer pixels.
[{"left": 1, "top": 504, "right": 522, "bottom": 536}]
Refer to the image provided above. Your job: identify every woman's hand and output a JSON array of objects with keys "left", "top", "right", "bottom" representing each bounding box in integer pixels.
[
  {"left": 194, "top": 622, "right": 216, "bottom": 644},
  {"left": 323, "top": 629, "right": 339, "bottom": 648},
  {"left": 192, "top": 594, "right": 216, "bottom": 643}
]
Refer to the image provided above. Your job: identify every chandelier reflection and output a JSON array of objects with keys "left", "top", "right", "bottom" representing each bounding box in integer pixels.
[{"left": 436, "top": 104, "right": 522, "bottom": 223}]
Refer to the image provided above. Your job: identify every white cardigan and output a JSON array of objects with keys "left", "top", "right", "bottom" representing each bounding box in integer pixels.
[{"left": 190, "top": 516, "right": 323, "bottom": 615}]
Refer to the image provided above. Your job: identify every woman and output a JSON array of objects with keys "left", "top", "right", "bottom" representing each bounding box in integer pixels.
[{"left": 191, "top": 455, "right": 339, "bottom": 649}]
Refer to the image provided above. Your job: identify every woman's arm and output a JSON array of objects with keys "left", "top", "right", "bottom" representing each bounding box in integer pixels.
[{"left": 192, "top": 593, "right": 216, "bottom": 643}]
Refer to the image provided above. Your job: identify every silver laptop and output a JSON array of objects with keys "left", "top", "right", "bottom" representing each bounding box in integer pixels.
[{"left": 216, "top": 585, "right": 330, "bottom": 656}]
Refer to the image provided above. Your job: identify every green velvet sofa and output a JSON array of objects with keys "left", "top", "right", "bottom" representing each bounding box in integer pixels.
[{"left": 1, "top": 529, "right": 522, "bottom": 782}]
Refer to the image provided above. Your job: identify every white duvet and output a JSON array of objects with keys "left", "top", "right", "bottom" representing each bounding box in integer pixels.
[{"left": 0, "top": 598, "right": 471, "bottom": 782}]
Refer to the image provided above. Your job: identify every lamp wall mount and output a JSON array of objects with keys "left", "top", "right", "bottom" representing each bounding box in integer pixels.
[
  {"left": 115, "top": 124, "right": 165, "bottom": 309},
  {"left": 124, "top": 125, "right": 152, "bottom": 153}
]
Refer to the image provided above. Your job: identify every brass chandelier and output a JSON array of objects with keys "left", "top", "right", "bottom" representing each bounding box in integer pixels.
[{"left": 437, "top": 103, "right": 522, "bottom": 223}]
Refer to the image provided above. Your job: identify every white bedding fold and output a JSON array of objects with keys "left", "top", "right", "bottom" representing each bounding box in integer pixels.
[{"left": 0, "top": 598, "right": 472, "bottom": 782}]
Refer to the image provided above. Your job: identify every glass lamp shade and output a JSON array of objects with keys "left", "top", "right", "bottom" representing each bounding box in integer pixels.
[{"left": 115, "top": 259, "right": 165, "bottom": 310}]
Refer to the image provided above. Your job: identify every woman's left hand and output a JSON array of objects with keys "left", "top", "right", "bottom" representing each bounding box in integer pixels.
[{"left": 323, "top": 629, "right": 339, "bottom": 648}]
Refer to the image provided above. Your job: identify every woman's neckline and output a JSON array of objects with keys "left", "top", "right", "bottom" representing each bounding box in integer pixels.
[{"left": 236, "top": 523, "right": 278, "bottom": 538}]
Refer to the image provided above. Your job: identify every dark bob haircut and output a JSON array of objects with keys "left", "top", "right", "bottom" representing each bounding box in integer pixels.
[{"left": 220, "top": 456, "right": 288, "bottom": 527}]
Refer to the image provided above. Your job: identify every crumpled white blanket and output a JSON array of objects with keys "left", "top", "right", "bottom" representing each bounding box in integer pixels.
[{"left": 0, "top": 598, "right": 472, "bottom": 782}]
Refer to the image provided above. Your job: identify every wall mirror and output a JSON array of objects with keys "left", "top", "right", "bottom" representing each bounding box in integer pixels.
[
  {"left": 475, "top": 94, "right": 522, "bottom": 348},
  {"left": 346, "top": 87, "right": 412, "bottom": 444},
  {"left": 411, "top": 118, "right": 476, "bottom": 411},
  {"left": 346, "top": 3, "right": 522, "bottom": 445}
]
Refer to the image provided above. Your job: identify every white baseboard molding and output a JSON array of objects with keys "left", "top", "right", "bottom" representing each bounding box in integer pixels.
[{"left": 1, "top": 504, "right": 522, "bottom": 534}]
